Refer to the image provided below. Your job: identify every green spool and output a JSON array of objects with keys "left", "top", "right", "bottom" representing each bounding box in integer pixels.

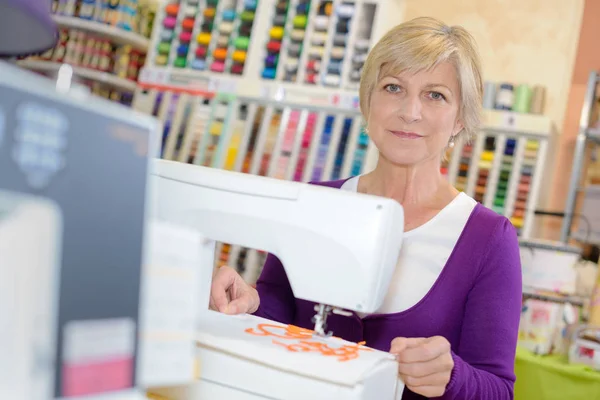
[
  {"left": 494, "top": 197, "right": 505, "bottom": 207},
  {"left": 174, "top": 56, "right": 187, "bottom": 68},
  {"left": 293, "top": 14, "right": 308, "bottom": 28},
  {"left": 157, "top": 42, "right": 171, "bottom": 55},
  {"left": 235, "top": 36, "right": 250, "bottom": 50},
  {"left": 513, "top": 84, "right": 532, "bottom": 113},
  {"left": 206, "top": 0, "right": 219, "bottom": 5},
  {"left": 492, "top": 205, "right": 504, "bottom": 214},
  {"left": 496, "top": 188, "right": 506, "bottom": 198},
  {"left": 241, "top": 10, "right": 255, "bottom": 22}
]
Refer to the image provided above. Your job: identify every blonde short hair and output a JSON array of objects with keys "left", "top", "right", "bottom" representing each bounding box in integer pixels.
[{"left": 360, "top": 17, "right": 483, "bottom": 140}]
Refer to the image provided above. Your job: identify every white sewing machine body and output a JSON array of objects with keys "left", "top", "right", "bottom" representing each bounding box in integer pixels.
[{"left": 146, "top": 159, "right": 405, "bottom": 400}]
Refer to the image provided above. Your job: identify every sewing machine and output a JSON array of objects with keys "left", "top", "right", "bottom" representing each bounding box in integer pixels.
[{"left": 146, "top": 159, "right": 405, "bottom": 399}]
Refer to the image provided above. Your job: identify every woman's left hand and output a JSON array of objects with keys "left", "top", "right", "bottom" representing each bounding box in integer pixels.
[{"left": 390, "top": 336, "right": 454, "bottom": 398}]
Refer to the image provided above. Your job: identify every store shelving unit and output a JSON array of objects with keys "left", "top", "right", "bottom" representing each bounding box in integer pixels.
[
  {"left": 52, "top": 15, "right": 151, "bottom": 52},
  {"left": 562, "top": 70, "right": 600, "bottom": 244},
  {"left": 18, "top": 60, "right": 138, "bottom": 92}
]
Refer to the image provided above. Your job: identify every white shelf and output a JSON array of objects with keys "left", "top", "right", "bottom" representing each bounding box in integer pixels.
[
  {"left": 137, "top": 66, "right": 363, "bottom": 112},
  {"left": 52, "top": 15, "right": 150, "bottom": 52},
  {"left": 19, "top": 60, "right": 137, "bottom": 92},
  {"left": 482, "top": 109, "right": 553, "bottom": 137}
]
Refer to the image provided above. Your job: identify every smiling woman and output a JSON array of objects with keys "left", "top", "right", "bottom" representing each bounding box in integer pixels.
[{"left": 210, "top": 17, "right": 522, "bottom": 400}]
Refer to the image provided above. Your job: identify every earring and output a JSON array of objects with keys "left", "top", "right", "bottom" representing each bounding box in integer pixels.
[{"left": 448, "top": 135, "right": 455, "bottom": 148}]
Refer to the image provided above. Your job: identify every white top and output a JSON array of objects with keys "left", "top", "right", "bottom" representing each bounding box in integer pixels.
[{"left": 340, "top": 176, "right": 477, "bottom": 316}]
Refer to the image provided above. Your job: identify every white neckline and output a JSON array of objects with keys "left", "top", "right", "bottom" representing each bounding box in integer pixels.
[{"left": 341, "top": 175, "right": 475, "bottom": 237}]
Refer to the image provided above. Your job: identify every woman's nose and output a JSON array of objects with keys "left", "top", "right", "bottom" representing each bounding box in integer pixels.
[{"left": 397, "top": 96, "right": 422, "bottom": 123}]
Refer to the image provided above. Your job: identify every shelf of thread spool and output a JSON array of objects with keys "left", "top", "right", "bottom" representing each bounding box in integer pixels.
[
  {"left": 132, "top": 83, "right": 373, "bottom": 278},
  {"left": 52, "top": 15, "right": 151, "bottom": 52},
  {"left": 261, "top": 0, "right": 380, "bottom": 90},
  {"left": 151, "top": 0, "right": 259, "bottom": 74},
  {"left": 444, "top": 109, "right": 552, "bottom": 238}
]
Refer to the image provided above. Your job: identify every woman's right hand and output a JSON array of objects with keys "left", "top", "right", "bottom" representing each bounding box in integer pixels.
[{"left": 209, "top": 265, "right": 260, "bottom": 315}]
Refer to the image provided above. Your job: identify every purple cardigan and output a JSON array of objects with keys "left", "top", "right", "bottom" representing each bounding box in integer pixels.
[{"left": 253, "top": 178, "right": 522, "bottom": 400}]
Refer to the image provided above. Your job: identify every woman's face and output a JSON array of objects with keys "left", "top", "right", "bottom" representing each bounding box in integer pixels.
[{"left": 366, "top": 61, "right": 464, "bottom": 167}]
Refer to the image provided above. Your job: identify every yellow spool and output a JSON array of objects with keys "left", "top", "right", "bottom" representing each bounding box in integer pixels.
[
  {"left": 325, "top": 2, "right": 332, "bottom": 15},
  {"left": 480, "top": 151, "right": 494, "bottom": 161},
  {"left": 154, "top": 54, "right": 168, "bottom": 65},
  {"left": 526, "top": 140, "right": 539, "bottom": 150},
  {"left": 232, "top": 50, "right": 246, "bottom": 63},
  {"left": 270, "top": 26, "right": 284, "bottom": 40},
  {"left": 478, "top": 160, "right": 492, "bottom": 169},
  {"left": 197, "top": 32, "right": 211, "bottom": 45},
  {"left": 510, "top": 217, "right": 524, "bottom": 227},
  {"left": 210, "top": 122, "right": 223, "bottom": 135}
]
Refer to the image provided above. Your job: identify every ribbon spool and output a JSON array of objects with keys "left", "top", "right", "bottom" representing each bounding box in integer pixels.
[
  {"left": 482, "top": 82, "right": 496, "bottom": 109},
  {"left": 267, "top": 41, "right": 281, "bottom": 52},
  {"left": 513, "top": 84, "right": 532, "bottom": 113},
  {"left": 213, "top": 48, "right": 227, "bottom": 61},
  {"left": 265, "top": 54, "right": 278, "bottom": 67},
  {"left": 241, "top": 10, "right": 255, "bottom": 22},
  {"left": 177, "top": 43, "right": 189, "bottom": 57},
  {"left": 179, "top": 31, "right": 192, "bottom": 43},
  {"left": 495, "top": 83, "right": 514, "bottom": 111},
  {"left": 530, "top": 85, "right": 545, "bottom": 114},
  {"left": 232, "top": 50, "right": 246, "bottom": 63},
  {"left": 307, "top": 59, "right": 320, "bottom": 71}
]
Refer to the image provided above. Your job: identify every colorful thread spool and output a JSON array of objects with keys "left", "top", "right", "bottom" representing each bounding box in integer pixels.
[
  {"left": 293, "top": 14, "right": 308, "bottom": 28},
  {"left": 270, "top": 26, "right": 284, "bottom": 40},
  {"left": 267, "top": 41, "right": 281, "bottom": 52},
  {"left": 217, "top": 36, "right": 229, "bottom": 47},
  {"left": 222, "top": 9, "right": 236, "bottom": 21},
  {"left": 179, "top": 31, "right": 192, "bottom": 43},
  {"left": 241, "top": 10, "right": 255, "bottom": 22},
  {"left": 196, "top": 46, "right": 207, "bottom": 57},
  {"left": 191, "top": 59, "right": 206, "bottom": 70},
  {"left": 204, "top": 8, "right": 216, "bottom": 18},
  {"left": 160, "top": 29, "right": 174, "bottom": 41},
  {"left": 211, "top": 61, "right": 226, "bottom": 72},
  {"left": 231, "top": 64, "right": 244, "bottom": 75},
  {"left": 273, "top": 14, "right": 286, "bottom": 26},
  {"left": 313, "top": 16, "right": 329, "bottom": 31},
  {"left": 232, "top": 50, "right": 247, "bottom": 63},
  {"left": 495, "top": 83, "right": 514, "bottom": 110},
  {"left": 235, "top": 37, "right": 250, "bottom": 50},
  {"left": 220, "top": 22, "right": 234, "bottom": 35},
  {"left": 513, "top": 84, "right": 532, "bottom": 113},
  {"left": 333, "top": 34, "right": 346, "bottom": 47},
  {"left": 262, "top": 68, "right": 276, "bottom": 79},
  {"left": 183, "top": 5, "right": 197, "bottom": 18},
  {"left": 182, "top": 18, "right": 195, "bottom": 31},
  {"left": 483, "top": 82, "right": 496, "bottom": 109},
  {"left": 163, "top": 16, "right": 176, "bottom": 29},
  {"left": 165, "top": 3, "right": 179, "bottom": 16},
  {"left": 197, "top": 33, "right": 211, "bottom": 45},
  {"left": 330, "top": 47, "right": 345, "bottom": 59},
  {"left": 174, "top": 56, "right": 186, "bottom": 68},
  {"left": 337, "top": 4, "right": 355, "bottom": 18},
  {"left": 355, "top": 39, "right": 369, "bottom": 51},
  {"left": 157, "top": 42, "right": 170, "bottom": 55},
  {"left": 213, "top": 48, "right": 227, "bottom": 61},
  {"left": 291, "top": 29, "right": 305, "bottom": 41},
  {"left": 177, "top": 44, "right": 189, "bottom": 57},
  {"left": 245, "top": 0, "right": 258, "bottom": 10}
]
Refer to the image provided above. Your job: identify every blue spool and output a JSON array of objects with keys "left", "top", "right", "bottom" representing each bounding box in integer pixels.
[
  {"left": 244, "top": 0, "right": 258, "bottom": 10},
  {"left": 222, "top": 9, "right": 236, "bottom": 21},
  {"left": 328, "top": 61, "right": 342, "bottom": 74},
  {"left": 296, "top": 2, "right": 309, "bottom": 14},
  {"left": 191, "top": 59, "right": 206, "bottom": 70},
  {"left": 160, "top": 29, "right": 174, "bottom": 41},
  {"left": 177, "top": 44, "right": 189, "bottom": 57},
  {"left": 262, "top": 68, "right": 276, "bottom": 79}
]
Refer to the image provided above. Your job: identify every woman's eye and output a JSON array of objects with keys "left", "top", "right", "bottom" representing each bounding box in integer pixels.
[
  {"left": 384, "top": 84, "right": 401, "bottom": 93},
  {"left": 429, "top": 91, "right": 445, "bottom": 101}
]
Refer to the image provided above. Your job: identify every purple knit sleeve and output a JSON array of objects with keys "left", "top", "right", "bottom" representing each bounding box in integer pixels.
[
  {"left": 437, "top": 217, "right": 522, "bottom": 400},
  {"left": 251, "top": 253, "right": 296, "bottom": 324}
]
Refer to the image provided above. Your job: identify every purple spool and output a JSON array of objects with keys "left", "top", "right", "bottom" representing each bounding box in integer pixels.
[{"left": 0, "top": 0, "right": 58, "bottom": 57}]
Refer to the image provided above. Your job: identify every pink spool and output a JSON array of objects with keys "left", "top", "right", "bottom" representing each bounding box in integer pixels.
[
  {"left": 163, "top": 17, "right": 177, "bottom": 29},
  {"left": 179, "top": 31, "right": 192, "bottom": 42},
  {"left": 211, "top": 61, "right": 225, "bottom": 72}
]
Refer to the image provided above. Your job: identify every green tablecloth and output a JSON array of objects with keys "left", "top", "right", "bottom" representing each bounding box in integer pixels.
[{"left": 515, "top": 346, "right": 600, "bottom": 399}]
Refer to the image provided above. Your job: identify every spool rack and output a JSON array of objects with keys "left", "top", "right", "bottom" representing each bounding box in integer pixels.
[{"left": 442, "top": 109, "right": 553, "bottom": 239}]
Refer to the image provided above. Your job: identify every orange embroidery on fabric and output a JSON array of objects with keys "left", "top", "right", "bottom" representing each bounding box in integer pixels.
[{"left": 245, "top": 323, "right": 371, "bottom": 362}]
